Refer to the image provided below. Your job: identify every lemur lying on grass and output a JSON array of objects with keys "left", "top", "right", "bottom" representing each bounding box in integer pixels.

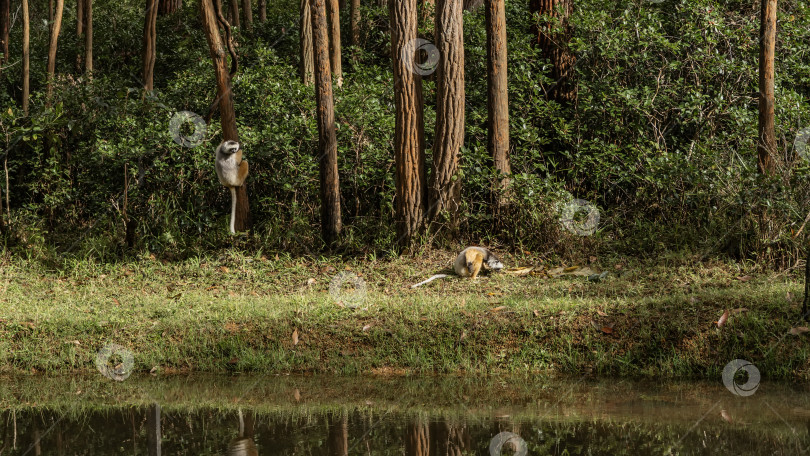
[{"left": 411, "top": 247, "right": 504, "bottom": 288}]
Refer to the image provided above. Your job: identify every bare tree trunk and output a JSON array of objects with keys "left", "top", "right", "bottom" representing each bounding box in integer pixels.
[
  {"left": 0, "top": 0, "right": 9, "bottom": 78},
  {"left": 328, "top": 0, "right": 342, "bottom": 86},
  {"left": 76, "top": 0, "right": 83, "bottom": 36},
  {"left": 390, "top": 0, "right": 426, "bottom": 249},
  {"left": 85, "top": 0, "right": 92, "bottom": 74},
  {"left": 22, "top": 0, "right": 29, "bottom": 115},
  {"left": 311, "top": 0, "right": 342, "bottom": 243},
  {"left": 142, "top": 0, "right": 158, "bottom": 90},
  {"left": 258, "top": 0, "right": 266, "bottom": 21},
  {"left": 350, "top": 0, "right": 360, "bottom": 45},
  {"left": 486, "top": 0, "right": 510, "bottom": 210},
  {"left": 46, "top": 0, "right": 65, "bottom": 101},
  {"left": 757, "top": 0, "right": 777, "bottom": 175},
  {"left": 230, "top": 0, "right": 240, "bottom": 27},
  {"left": 530, "top": 0, "right": 576, "bottom": 103},
  {"left": 428, "top": 0, "right": 463, "bottom": 231},
  {"left": 300, "top": 0, "right": 315, "bottom": 85},
  {"left": 201, "top": 0, "right": 250, "bottom": 232},
  {"left": 158, "top": 0, "right": 182, "bottom": 14},
  {"left": 242, "top": 0, "right": 252, "bottom": 28}
]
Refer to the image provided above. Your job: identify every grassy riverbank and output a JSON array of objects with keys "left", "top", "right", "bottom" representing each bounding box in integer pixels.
[{"left": 0, "top": 250, "right": 808, "bottom": 379}]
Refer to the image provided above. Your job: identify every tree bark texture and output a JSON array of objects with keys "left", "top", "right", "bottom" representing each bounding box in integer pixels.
[
  {"left": 22, "top": 0, "right": 29, "bottom": 114},
  {"left": 76, "top": 0, "right": 83, "bottom": 36},
  {"left": 230, "top": 0, "right": 240, "bottom": 27},
  {"left": 142, "top": 0, "right": 158, "bottom": 91},
  {"left": 258, "top": 0, "right": 266, "bottom": 21},
  {"left": 300, "top": 0, "right": 315, "bottom": 85},
  {"left": 158, "top": 0, "right": 182, "bottom": 14},
  {"left": 757, "top": 0, "right": 777, "bottom": 175},
  {"left": 46, "top": 0, "right": 65, "bottom": 100},
  {"left": 0, "top": 0, "right": 9, "bottom": 77},
  {"left": 350, "top": 0, "right": 360, "bottom": 45},
  {"left": 390, "top": 0, "right": 426, "bottom": 248},
  {"left": 428, "top": 0, "right": 463, "bottom": 230},
  {"left": 201, "top": 0, "right": 250, "bottom": 232},
  {"left": 486, "top": 0, "right": 511, "bottom": 206},
  {"left": 530, "top": 0, "right": 576, "bottom": 103},
  {"left": 84, "top": 0, "right": 92, "bottom": 74},
  {"left": 328, "top": 0, "right": 342, "bottom": 86},
  {"left": 242, "top": 0, "right": 252, "bottom": 28},
  {"left": 311, "top": 0, "right": 342, "bottom": 243}
]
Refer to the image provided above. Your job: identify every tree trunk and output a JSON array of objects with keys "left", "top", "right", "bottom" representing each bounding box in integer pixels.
[
  {"left": 530, "top": 0, "right": 576, "bottom": 103},
  {"left": 85, "top": 0, "right": 92, "bottom": 74},
  {"left": 46, "top": 0, "right": 65, "bottom": 101},
  {"left": 22, "top": 0, "right": 29, "bottom": 115},
  {"left": 428, "top": 0, "right": 463, "bottom": 231},
  {"left": 328, "top": 0, "right": 342, "bottom": 86},
  {"left": 757, "top": 0, "right": 777, "bottom": 175},
  {"left": 258, "top": 0, "right": 266, "bottom": 21},
  {"left": 76, "top": 0, "right": 83, "bottom": 36},
  {"left": 242, "top": 0, "right": 252, "bottom": 28},
  {"left": 142, "top": 0, "right": 158, "bottom": 91},
  {"left": 0, "top": 0, "right": 9, "bottom": 77},
  {"left": 405, "top": 420, "right": 429, "bottom": 456},
  {"left": 158, "top": 0, "right": 182, "bottom": 14},
  {"left": 311, "top": 0, "right": 342, "bottom": 243},
  {"left": 390, "top": 0, "right": 426, "bottom": 249},
  {"left": 230, "top": 0, "right": 240, "bottom": 27},
  {"left": 486, "top": 0, "right": 510, "bottom": 210},
  {"left": 201, "top": 0, "right": 250, "bottom": 232},
  {"left": 300, "top": 0, "right": 315, "bottom": 85},
  {"left": 350, "top": 0, "right": 360, "bottom": 46}
]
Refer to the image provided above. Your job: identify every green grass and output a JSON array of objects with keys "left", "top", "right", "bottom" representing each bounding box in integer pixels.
[{"left": 0, "top": 250, "right": 808, "bottom": 379}]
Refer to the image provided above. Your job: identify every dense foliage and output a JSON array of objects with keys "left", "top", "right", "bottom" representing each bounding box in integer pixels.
[{"left": 0, "top": 0, "right": 808, "bottom": 264}]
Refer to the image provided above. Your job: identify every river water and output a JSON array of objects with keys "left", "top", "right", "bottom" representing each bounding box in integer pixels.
[{"left": 0, "top": 374, "right": 808, "bottom": 455}]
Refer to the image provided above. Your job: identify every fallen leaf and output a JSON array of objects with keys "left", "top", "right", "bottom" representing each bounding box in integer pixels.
[
  {"left": 596, "top": 309, "right": 608, "bottom": 317},
  {"left": 600, "top": 326, "right": 613, "bottom": 335},
  {"left": 720, "top": 409, "right": 733, "bottom": 423},
  {"left": 786, "top": 292, "right": 795, "bottom": 303},
  {"left": 533, "top": 309, "right": 540, "bottom": 317},
  {"left": 731, "top": 308, "right": 749, "bottom": 315},
  {"left": 789, "top": 327, "right": 810, "bottom": 336},
  {"left": 736, "top": 275, "right": 752, "bottom": 282},
  {"left": 717, "top": 310, "right": 729, "bottom": 328},
  {"left": 503, "top": 266, "right": 534, "bottom": 276},
  {"left": 293, "top": 389, "right": 301, "bottom": 401},
  {"left": 491, "top": 306, "right": 508, "bottom": 312},
  {"left": 219, "top": 266, "right": 229, "bottom": 273},
  {"left": 362, "top": 324, "right": 372, "bottom": 332},
  {"left": 292, "top": 329, "right": 299, "bottom": 346},
  {"left": 306, "top": 278, "right": 316, "bottom": 286},
  {"left": 112, "top": 298, "right": 121, "bottom": 306}
]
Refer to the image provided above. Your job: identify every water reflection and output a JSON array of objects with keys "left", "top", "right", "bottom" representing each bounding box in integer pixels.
[{"left": 0, "top": 375, "right": 808, "bottom": 455}]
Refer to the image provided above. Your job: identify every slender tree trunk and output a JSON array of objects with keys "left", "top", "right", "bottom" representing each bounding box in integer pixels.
[
  {"left": 158, "top": 0, "right": 182, "bottom": 14},
  {"left": 530, "top": 0, "right": 576, "bottom": 103},
  {"left": 85, "top": 0, "right": 92, "bottom": 74},
  {"left": 76, "top": 0, "right": 83, "bottom": 36},
  {"left": 390, "top": 0, "right": 426, "bottom": 249},
  {"left": 201, "top": 0, "right": 250, "bottom": 232},
  {"left": 428, "top": 0, "right": 463, "bottom": 231},
  {"left": 757, "top": 0, "right": 777, "bottom": 175},
  {"left": 258, "top": 0, "right": 266, "bottom": 21},
  {"left": 22, "top": 0, "right": 29, "bottom": 115},
  {"left": 0, "top": 0, "right": 9, "bottom": 78},
  {"left": 46, "top": 0, "right": 66, "bottom": 101},
  {"left": 487, "top": 0, "right": 510, "bottom": 210},
  {"left": 350, "top": 0, "right": 360, "bottom": 45},
  {"left": 300, "top": 0, "right": 315, "bottom": 84},
  {"left": 230, "top": 0, "right": 240, "bottom": 27},
  {"left": 328, "top": 0, "right": 342, "bottom": 86},
  {"left": 142, "top": 0, "right": 158, "bottom": 91},
  {"left": 242, "top": 0, "right": 252, "bottom": 28},
  {"left": 311, "top": 0, "right": 342, "bottom": 243}
]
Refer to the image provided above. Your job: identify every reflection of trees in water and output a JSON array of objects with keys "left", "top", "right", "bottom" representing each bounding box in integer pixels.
[{"left": 228, "top": 408, "right": 258, "bottom": 456}]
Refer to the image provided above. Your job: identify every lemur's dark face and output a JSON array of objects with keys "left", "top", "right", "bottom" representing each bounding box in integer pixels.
[{"left": 221, "top": 140, "right": 240, "bottom": 155}]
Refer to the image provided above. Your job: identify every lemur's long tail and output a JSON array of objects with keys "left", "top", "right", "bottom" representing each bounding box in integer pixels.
[
  {"left": 411, "top": 274, "right": 449, "bottom": 288},
  {"left": 229, "top": 187, "right": 237, "bottom": 234}
]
